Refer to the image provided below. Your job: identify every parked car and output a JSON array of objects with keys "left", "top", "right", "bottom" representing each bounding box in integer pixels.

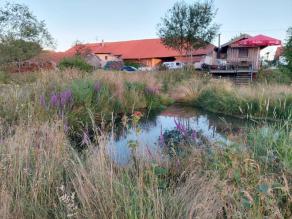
[
  {"left": 104, "top": 61, "right": 124, "bottom": 70},
  {"left": 162, "top": 61, "right": 184, "bottom": 70},
  {"left": 121, "top": 66, "right": 138, "bottom": 72},
  {"left": 138, "top": 66, "right": 153, "bottom": 71},
  {"left": 194, "top": 56, "right": 217, "bottom": 70}
]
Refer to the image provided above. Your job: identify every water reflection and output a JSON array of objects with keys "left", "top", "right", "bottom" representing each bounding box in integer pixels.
[{"left": 107, "top": 105, "right": 249, "bottom": 165}]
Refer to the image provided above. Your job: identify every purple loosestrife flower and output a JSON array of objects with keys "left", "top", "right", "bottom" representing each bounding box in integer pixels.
[
  {"left": 191, "top": 130, "right": 197, "bottom": 141},
  {"left": 50, "top": 93, "right": 60, "bottom": 108},
  {"left": 60, "top": 89, "right": 73, "bottom": 108},
  {"left": 174, "top": 119, "right": 187, "bottom": 136}
]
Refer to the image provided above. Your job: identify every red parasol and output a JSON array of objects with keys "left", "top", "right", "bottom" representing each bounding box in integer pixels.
[{"left": 238, "top": 35, "right": 281, "bottom": 47}]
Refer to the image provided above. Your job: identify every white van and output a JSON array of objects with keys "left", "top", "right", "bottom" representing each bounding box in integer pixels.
[{"left": 162, "top": 61, "right": 184, "bottom": 70}]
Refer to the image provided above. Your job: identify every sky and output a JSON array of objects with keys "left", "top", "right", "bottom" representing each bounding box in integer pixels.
[{"left": 2, "top": 0, "right": 292, "bottom": 56}]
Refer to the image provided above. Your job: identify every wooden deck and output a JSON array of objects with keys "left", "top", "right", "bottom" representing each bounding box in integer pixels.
[
  {"left": 210, "top": 69, "right": 258, "bottom": 74},
  {"left": 209, "top": 68, "right": 258, "bottom": 85}
]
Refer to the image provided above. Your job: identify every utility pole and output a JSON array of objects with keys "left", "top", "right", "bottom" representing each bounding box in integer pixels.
[{"left": 217, "top": 34, "right": 221, "bottom": 59}]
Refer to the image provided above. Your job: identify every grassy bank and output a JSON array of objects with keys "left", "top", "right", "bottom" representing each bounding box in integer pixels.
[
  {"left": 173, "top": 78, "right": 292, "bottom": 120},
  {"left": 3, "top": 68, "right": 292, "bottom": 121},
  {"left": 0, "top": 69, "right": 170, "bottom": 135}
]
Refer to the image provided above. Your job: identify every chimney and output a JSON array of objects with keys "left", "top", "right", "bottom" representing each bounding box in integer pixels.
[{"left": 101, "top": 40, "right": 104, "bottom": 47}]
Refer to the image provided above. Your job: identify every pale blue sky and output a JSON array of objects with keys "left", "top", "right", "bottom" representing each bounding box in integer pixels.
[{"left": 2, "top": 0, "right": 292, "bottom": 51}]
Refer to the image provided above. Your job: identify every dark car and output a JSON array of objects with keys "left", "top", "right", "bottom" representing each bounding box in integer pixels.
[{"left": 121, "top": 66, "right": 138, "bottom": 72}]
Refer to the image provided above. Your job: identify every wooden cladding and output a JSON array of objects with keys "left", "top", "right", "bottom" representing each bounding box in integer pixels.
[{"left": 227, "top": 47, "right": 260, "bottom": 70}]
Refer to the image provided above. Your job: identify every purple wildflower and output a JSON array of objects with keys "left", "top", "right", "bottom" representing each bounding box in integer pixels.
[
  {"left": 60, "top": 89, "right": 72, "bottom": 108},
  {"left": 174, "top": 119, "right": 187, "bottom": 136},
  {"left": 40, "top": 95, "right": 46, "bottom": 107},
  {"left": 94, "top": 81, "right": 101, "bottom": 93},
  {"left": 191, "top": 130, "right": 197, "bottom": 141},
  {"left": 50, "top": 93, "right": 60, "bottom": 107}
]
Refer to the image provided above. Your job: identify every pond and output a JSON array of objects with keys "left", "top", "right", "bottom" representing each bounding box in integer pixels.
[{"left": 107, "top": 105, "right": 250, "bottom": 165}]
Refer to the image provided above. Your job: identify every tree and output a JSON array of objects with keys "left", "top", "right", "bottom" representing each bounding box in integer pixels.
[
  {"left": 0, "top": 2, "right": 54, "bottom": 67},
  {"left": 283, "top": 27, "right": 292, "bottom": 72},
  {"left": 73, "top": 40, "right": 93, "bottom": 57},
  {"left": 157, "top": 0, "right": 219, "bottom": 59}
]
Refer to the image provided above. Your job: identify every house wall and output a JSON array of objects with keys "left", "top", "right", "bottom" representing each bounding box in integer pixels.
[
  {"left": 84, "top": 54, "right": 102, "bottom": 69},
  {"left": 176, "top": 51, "right": 217, "bottom": 65},
  {"left": 96, "top": 53, "right": 120, "bottom": 62},
  {"left": 227, "top": 47, "right": 260, "bottom": 69},
  {"left": 124, "top": 58, "right": 162, "bottom": 67}
]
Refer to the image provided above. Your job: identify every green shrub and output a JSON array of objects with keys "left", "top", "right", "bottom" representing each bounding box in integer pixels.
[
  {"left": 257, "top": 68, "right": 291, "bottom": 84},
  {"left": 58, "top": 56, "right": 93, "bottom": 72},
  {"left": 247, "top": 126, "right": 292, "bottom": 171},
  {"left": 195, "top": 87, "right": 242, "bottom": 115},
  {"left": 0, "top": 71, "right": 10, "bottom": 83},
  {"left": 124, "top": 61, "right": 141, "bottom": 69},
  {"left": 123, "top": 82, "right": 147, "bottom": 111}
]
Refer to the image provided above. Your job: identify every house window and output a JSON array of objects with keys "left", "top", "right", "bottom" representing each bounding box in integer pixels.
[
  {"left": 238, "top": 48, "right": 248, "bottom": 58},
  {"left": 105, "top": 55, "right": 108, "bottom": 60}
]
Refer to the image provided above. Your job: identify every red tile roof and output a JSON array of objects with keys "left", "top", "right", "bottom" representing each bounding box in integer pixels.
[
  {"left": 36, "top": 39, "right": 215, "bottom": 64},
  {"left": 65, "top": 38, "right": 215, "bottom": 60}
]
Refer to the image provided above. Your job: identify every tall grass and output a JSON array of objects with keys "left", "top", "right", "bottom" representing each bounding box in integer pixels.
[
  {"left": 1, "top": 117, "right": 291, "bottom": 218},
  {"left": 173, "top": 78, "right": 292, "bottom": 120},
  {"left": 1, "top": 69, "right": 292, "bottom": 218},
  {"left": 0, "top": 119, "right": 167, "bottom": 218}
]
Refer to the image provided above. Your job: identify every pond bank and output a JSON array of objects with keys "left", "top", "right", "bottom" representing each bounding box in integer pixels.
[{"left": 172, "top": 78, "right": 292, "bottom": 121}]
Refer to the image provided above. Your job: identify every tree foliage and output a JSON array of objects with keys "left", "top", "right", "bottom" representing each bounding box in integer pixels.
[
  {"left": 0, "top": 2, "right": 54, "bottom": 65},
  {"left": 73, "top": 40, "right": 93, "bottom": 57},
  {"left": 0, "top": 39, "right": 42, "bottom": 64},
  {"left": 58, "top": 56, "right": 93, "bottom": 72},
  {"left": 158, "top": 0, "right": 219, "bottom": 55},
  {"left": 283, "top": 27, "right": 292, "bottom": 72}
]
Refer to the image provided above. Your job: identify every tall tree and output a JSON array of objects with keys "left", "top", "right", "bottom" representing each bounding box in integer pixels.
[
  {"left": 158, "top": 0, "right": 219, "bottom": 59},
  {"left": 283, "top": 27, "right": 292, "bottom": 72},
  {"left": 0, "top": 2, "right": 54, "bottom": 67}
]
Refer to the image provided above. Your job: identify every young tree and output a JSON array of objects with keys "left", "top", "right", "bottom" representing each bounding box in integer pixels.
[
  {"left": 283, "top": 27, "right": 292, "bottom": 72},
  {"left": 0, "top": 2, "right": 54, "bottom": 67},
  {"left": 157, "top": 0, "right": 219, "bottom": 59},
  {"left": 73, "top": 40, "right": 93, "bottom": 57}
]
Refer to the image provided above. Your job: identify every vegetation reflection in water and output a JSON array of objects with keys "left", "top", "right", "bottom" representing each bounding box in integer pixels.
[{"left": 107, "top": 105, "right": 250, "bottom": 164}]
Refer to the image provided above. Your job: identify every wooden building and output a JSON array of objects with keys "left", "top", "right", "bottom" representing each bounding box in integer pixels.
[
  {"left": 216, "top": 34, "right": 261, "bottom": 70},
  {"left": 213, "top": 34, "right": 281, "bottom": 84}
]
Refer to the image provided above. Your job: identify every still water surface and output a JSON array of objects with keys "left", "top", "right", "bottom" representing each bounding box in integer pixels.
[{"left": 107, "top": 105, "right": 249, "bottom": 165}]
